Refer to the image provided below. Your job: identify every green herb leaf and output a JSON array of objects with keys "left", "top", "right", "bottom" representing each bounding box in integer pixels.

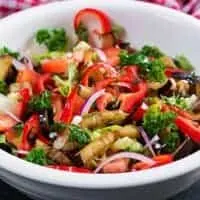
[
  {"left": 143, "top": 104, "right": 176, "bottom": 137},
  {"left": 68, "top": 125, "right": 90, "bottom": 146},
  {"left": 120, "top": 50, "right": 166, "bottom": 82},
  {"left": 175, "top": 54, "right": 193, "bottom": 71},
  {"left": 26, "top": 148, "right": 48, "bottom": 166},
  {"left": 28, "top": 91, "right": 52, "bottom": 113},
  {"left": 162, "top": 96, "right": 189, "bottom": 110},
  {"left": 0, "top": 80, "right": 8, "bottom": 94},
  {"left": 141, "top": 45, "right": 164, "bottom": 58},
  {"left": 36, "top": 28, "right": 68, "bottom": 51},
  {"left": 75, "top": 23, "right": 89, "bottom": 42},
  {"left": 13, "top": 123, "right": 24, "bottom": 136},
  {"left": 0, "top": 46, "right": 19, "bottom": 58},
  {"left": 50, "top": 122, "right": 67, "bottom": 133}
]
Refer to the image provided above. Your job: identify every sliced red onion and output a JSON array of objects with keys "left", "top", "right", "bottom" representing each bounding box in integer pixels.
[
  {"left": 81, "top": 89, "right": 105, "bottom": 115},
  {"left": 138, "top": 126, "right": 156, "bottom": 157},
  {"left": 12, "top": 59, "right": 26, "bottom": 71},
  {"left": 182, "top": 0, "right": 198, "bottom": 13},
  {"left": 94, "top": 48, "right": 107, "bottom": 62},
  {"left": 94, "top": 152, "right": 156, "bottom": 173}
]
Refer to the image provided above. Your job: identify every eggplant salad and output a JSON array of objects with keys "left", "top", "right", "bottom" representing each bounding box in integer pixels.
[{"left": 0, "top": 8, "right": 199, "bottom": 173}]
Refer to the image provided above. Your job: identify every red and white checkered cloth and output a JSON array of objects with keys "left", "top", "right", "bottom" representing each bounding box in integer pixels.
[
  {"left": 0, "top": 0, "right": 200, "bottom": 19},
  {"left": 0, "top": 0, "right": 58, "bottom": 18}
]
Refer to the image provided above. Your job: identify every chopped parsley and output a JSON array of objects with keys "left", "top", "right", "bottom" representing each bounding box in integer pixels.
[
  {"left": 0, "top": 46, "right": 19, "bottom": 58},
  {"left": 68, "top": 125, "right": 90, "bottom": 146},
  {"left": 36, "top": 28, "right": 68, "bottom": 51},
  {"left": 0, "top": 80, "right": 8, "bottom": 95},
  {"left": 175, "top": 54, "right": 193, "bottom": 71},
  {"left": 28, "top": 91, "right": 52, "bottom": 113},
  {"left": 26, "top": 148, "right": 49, "bottom": 166}
]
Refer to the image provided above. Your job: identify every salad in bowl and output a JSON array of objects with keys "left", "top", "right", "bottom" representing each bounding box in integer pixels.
[{"left": 0, "top": 8, "right": 199, "bottom": 174}]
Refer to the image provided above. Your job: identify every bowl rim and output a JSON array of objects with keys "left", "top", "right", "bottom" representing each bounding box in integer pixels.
[{"left": 0, "top": 0, "right": 200, "bottom": 189}]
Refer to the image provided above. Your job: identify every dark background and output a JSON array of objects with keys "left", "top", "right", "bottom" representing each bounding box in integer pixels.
[{"left": 0, "top": 180, "right": 199, "bottom": 200}]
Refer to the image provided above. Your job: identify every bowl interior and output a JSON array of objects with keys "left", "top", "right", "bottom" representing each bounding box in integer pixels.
[
  {"left": 0, "top": 0, "right": 200, "bottom": 189},
  {"left": 0, "top": 0, "right": 200, "bottom": 69}
]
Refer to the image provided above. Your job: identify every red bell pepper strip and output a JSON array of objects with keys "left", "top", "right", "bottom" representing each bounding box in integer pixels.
[
  {"left": 74, "top": 8, "right": 111, "bottom": 34},
  {"left": 119, "top": 66, "right": 139, "bottom": 83},
  {"left": 119, "top": 81, "right": 147, "bottom": 113},
  {"left": 41, "top": 59, "right": 68, "bottom": 74},
  {"left": 162, "top": 104, "right": 193, "bottom": 120},
  {"left": 103, "top": 47, "right": 121, "bottom": 66},
  {"left": 165, "top": 67, "right": 184, "bottom": 77},
  {"left": 81, "top": 63, "right": 117, "bottom": 86},
  {"left": 133, "top": 102, "right": 148, "bottom": 121},
  {"left": 35, "top": 73, "right": 51, "bottom": 94},
  {"left": 132, "top": 154, "right": 173, "bottom": 171},
  {"left": 60, "top": 87, "right": 78, "bottom": 123},
  {"left": 96, "top": 92, "right": 114, "bottom": 111},
  {"left": 16, "top": 88, "right": 31, "bottom": 118},
  {"left": 175, "top": 116, "right": 200, "bottom": 144},
  {"left": 47, "top": 165, "right": 91, "bottom": 173},
  {"left": 20, "top": 114, "right": 49, "bottom": 150}
]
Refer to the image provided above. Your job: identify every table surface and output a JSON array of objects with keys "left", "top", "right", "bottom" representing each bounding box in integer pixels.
[{"left": 0, "top": 180, "right": 199, "bottom": 200}]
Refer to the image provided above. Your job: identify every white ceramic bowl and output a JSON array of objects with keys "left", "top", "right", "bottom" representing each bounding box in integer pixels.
[{"left": 0, "top": 0, "right": 200, "bottom": 199}]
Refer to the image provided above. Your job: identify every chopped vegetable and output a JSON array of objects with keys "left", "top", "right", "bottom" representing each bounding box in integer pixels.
[
  {"left": 175, "top": 54, "right": 193, "bottom": 71},
  {"left": 111, "top": 137, "right": 143, "bottom": 153},
  {"left": 143, "top": 104, "right": 176, "bottom": 137},
  {"left": 162, "top": 96, "right": 189, "bottom": 110},
  {"left": 68, "top": 124, "right": 90, "bottom": 146},
  {"left": 53, "top": 63, "right": 77, "bottom": 96},
  {"left": 120, "top": 51, "right": 166, "bottom": 82},
  {"left": 36, "top": 28, "right": 68, "bottom": 51},
  {"left": 0, "top": 80, "right": 8, "bottom": 94},
  {"left": 26, "top": 148, "right": 49, "bottom": 166},
  {"left": 28, "top": 91, "right": 51, "bottom": 113},
  {"left": 141, "top": 45, "right": 164, "bottom": 58},
  {"left": 0, "top": 46, "right": 19, "bottom": 58}
]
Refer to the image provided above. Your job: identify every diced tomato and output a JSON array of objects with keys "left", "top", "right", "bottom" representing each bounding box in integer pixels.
[
  {"left": 47, "top": 165, "right": 91, "bottom": 173},
  {"left": 51, "top": 94, "right": 64, "bottom": 122},
  {"left": 103, "top": 47, "right": 121, "bottom": 66},
  {"left": 41, "top": 59, "right": 67, "bottom": 74}
]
